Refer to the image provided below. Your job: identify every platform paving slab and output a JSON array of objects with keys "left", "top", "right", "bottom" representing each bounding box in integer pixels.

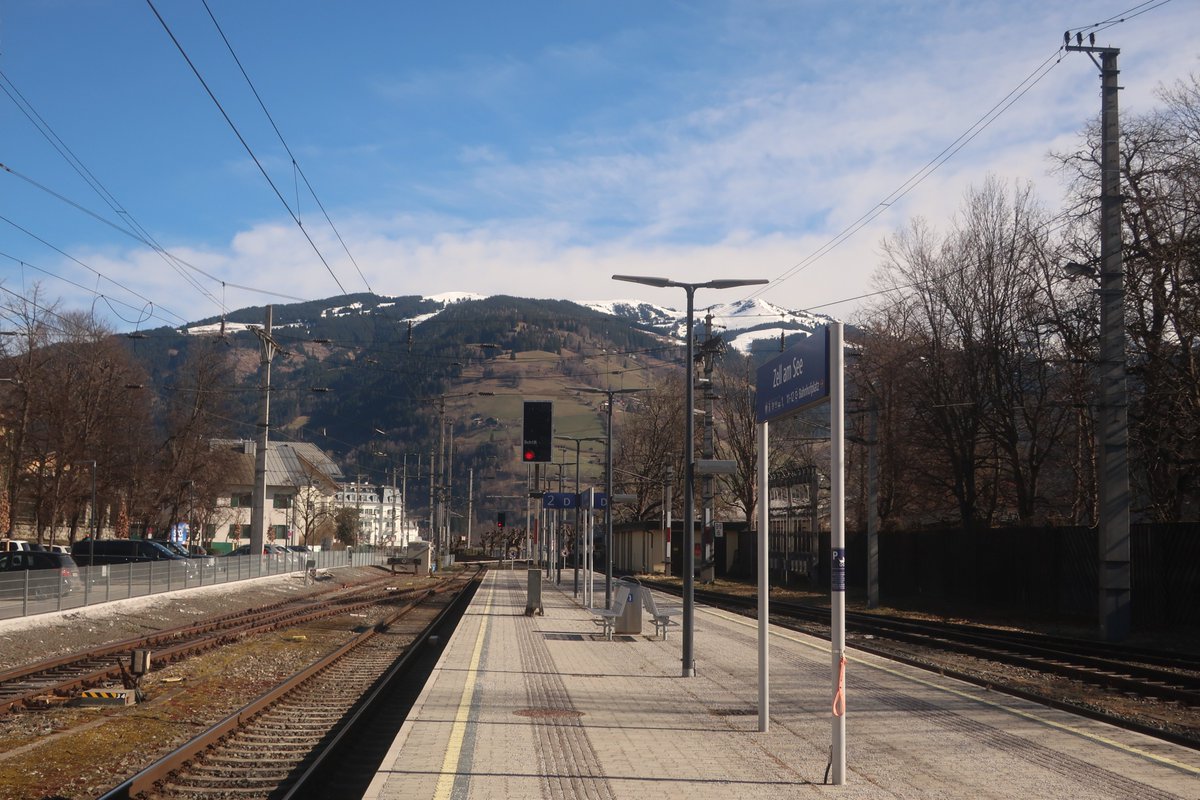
[{"left": 364, "top": 569, "right": 1200, "bottom": 800}]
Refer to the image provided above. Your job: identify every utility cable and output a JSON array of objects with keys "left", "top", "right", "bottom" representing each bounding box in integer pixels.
[
  {"left": 0, "top": 249, "right": 161, "bottom": 328},
  {"left": 0, "top": 70, "right": 223, "bottom": 312},
  {"left": 0, "top": 215, "right": 184, "bottom": 325},
  {"left": 201, "top": 0, "right": 373, "bottom": 295},
  {"left": 741, "top": 0, "right": 1172, "bottom": 309},
  {"left": 742, "top": 46, "right": 1065, "bottom": 305},
  {"left": 145, "top": 0, "right": 350, "bottom": 297},
  {"left": 0, "top": 162, "right": 306, "bottom": 304}
]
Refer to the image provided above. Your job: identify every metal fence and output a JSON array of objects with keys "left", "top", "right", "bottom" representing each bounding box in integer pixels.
[
  {"left": 820, "top": 523, "right": 1200, "bottom": 630},
  {"left": 0, "top": 549, "right": 388, "bottom": 622}
]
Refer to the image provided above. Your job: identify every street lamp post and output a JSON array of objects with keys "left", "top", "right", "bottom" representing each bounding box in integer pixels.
[
  {"left": 568, "top": 387, "right": 643, "bottom": 609},
  {"left": 614, "top": 274, "right": 767, "bottom": 678}
]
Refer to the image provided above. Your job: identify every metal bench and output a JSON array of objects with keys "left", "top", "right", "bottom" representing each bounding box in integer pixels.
[
  {"left": 587, "top": 587, "right": 630, "bottom": 641},
  {"left": 642, "top": 589, "right": 682, "bottom": 639}
]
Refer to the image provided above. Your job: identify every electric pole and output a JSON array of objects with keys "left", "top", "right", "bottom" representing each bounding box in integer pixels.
[
  {"left": 466, "top": 467, "right": 474, "bottom": 550},
  {"left": 1066, "top": 33, "right": 1130, "bottom": 642},
  {"left": 248, "top": 306, "right": 281, "bottom": 559}
]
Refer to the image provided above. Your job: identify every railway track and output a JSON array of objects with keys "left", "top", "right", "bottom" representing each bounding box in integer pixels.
[
  {"left": 641, "top": 578, "right": 1200, "bottom": 748},
  {"left": 0, "top": 569, "right": 417, "bottom": 715},
  {"left": 100, "top": 568, "right": 481, "bottom": 800}
]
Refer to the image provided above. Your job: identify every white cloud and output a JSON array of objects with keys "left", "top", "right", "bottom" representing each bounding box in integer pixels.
[{"left": 22, "top": 0, "right": 1200, "bottom": 330}]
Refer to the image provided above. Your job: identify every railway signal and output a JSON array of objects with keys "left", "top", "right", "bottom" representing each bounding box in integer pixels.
[{"left": 522, "top": 401, "right": 553, "bottom": 462}]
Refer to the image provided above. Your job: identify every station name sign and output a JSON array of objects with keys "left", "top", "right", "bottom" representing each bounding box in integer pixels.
[{"left": 755, "top": 327, "right": 830, "bottom": 423}]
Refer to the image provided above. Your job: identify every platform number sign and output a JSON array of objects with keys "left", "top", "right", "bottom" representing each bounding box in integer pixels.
[{"left": 522, "top": 401, "right": 554, "bottom": 463}]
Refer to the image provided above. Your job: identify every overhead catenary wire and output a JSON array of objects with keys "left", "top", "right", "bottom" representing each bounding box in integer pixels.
[
  {"left": 0, "top": 70, "right": 226, "bottom": 314},
  {"left": 740, "top": 45, "right": 1067, "bottom": 307},
  {"left": 201, "top": 0, "right": 373, "bottom": 296},
  {"left": 738, "top": 0, "right": 1169, "bottom": 312},
  {"left": 145, "top": 0, "right": 351, "bottom": 298},
  {"left": 0, "top": 248, "right": 161, "bottom": 328},
  {"left": 0, "top": 215, "right": 183, "bottom": 326},
  {"left": 0, "top": 162, "right": 306, "bottom": 305}
]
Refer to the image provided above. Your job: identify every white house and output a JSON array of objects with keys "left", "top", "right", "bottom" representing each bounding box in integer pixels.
[
  {"left": 207, "top": 440, "right": 343, "bottom": 552},
  {"left": 334, "top": 481, "right": 420, "bottom": 548}
]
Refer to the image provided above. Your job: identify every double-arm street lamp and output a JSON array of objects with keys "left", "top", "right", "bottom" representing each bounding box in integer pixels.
[
  {"left": 557, "top": 434, "right": 605, "bottom": 597},
  {"left": 568, "top": 386, "right": 644, "bottom": 609},
  {"left": 613, "top": 274, "right": 767, "bottom": 678}
]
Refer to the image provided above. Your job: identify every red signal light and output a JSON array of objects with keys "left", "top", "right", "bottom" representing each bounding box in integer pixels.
[{"left": 524, "top": 449, "right": 535, "bottom": 461}]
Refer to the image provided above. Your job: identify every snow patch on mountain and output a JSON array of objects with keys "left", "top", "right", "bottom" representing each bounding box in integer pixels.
[
  {"left": 425, "top": 292, "right": 486, "bottom": 305},
  {"left": 580, "top": 300, "right": 679, "bottom": 327},
  {"left": 582, "top": 296, "right": 834, "bottom": 353}
]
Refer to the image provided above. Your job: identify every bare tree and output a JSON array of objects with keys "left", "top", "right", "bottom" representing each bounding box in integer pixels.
[
  {"left": 0, "top": 284, "right": 59, "bottom": 537},
  {"left": 612, "top": 375, "right": 684, "bottom": 523},
  {"left": 865, "top": 178, "right": 1080, "bottom": 528},
  {"left": 1054, "top": 74, "right": 1200, "bottom": 521},
  {"left": 140, "top": 341, "right": 236, "bottom": 533},
  {"left": 713, "top": 357, "right": 762, "bottom": 525}
]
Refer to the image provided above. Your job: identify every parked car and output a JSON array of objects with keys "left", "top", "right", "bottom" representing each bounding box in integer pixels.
[
  {"left": 0, "top": 550, "right": 83, "bottom": 598},
  {"left": 49, "top": 544, "right": 70, "bottom": 555},
  {"left": 0, "top": 539, "right": 32, "bottom": 552},
  {"left": 71, "top": 538, "right": 193, "bottom": 567},
  {"left": 224, "top": 543, "right": 287, "bottom": 558},
  {"left": 155, "top": 540, "right": 215, "bottom": 567}
]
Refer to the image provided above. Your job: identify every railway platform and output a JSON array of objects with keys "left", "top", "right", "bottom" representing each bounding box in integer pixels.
[{"left": 364, "top": 568, "right": 1200, "bottom": 800}]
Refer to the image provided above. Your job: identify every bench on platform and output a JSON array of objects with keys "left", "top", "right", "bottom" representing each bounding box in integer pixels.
[
  {"left": 642, "top": 590, "right": 681, "bottom": 639},
  {"left": 587, "top": 588, "right": 629, "bottom": 641}
]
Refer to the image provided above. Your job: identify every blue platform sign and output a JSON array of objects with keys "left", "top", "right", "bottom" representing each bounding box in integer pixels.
[
  {"left": 542, "top": 492, "right": 577, "bottom": 509},
  {"left": 755, "top": 327, "right": 830, "bottom": 423},
  {"left": 542, "top": 492, "right": 608, "bottom": 509}
]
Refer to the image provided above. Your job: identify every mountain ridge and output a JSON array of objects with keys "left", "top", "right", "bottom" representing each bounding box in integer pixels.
[{"left": 182, "top": 291, "right": 836, "bottom": 353}]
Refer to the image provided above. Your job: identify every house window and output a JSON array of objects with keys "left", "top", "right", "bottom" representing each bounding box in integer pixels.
[
  {"left": 273, "top": 494, "right": 293, "bottom": 509},
  {"left": 230, "top": 493, "right": 253, "bottom": 508},
  {"left": 271, "top": 524, "right": 288, "bottom": 540}
]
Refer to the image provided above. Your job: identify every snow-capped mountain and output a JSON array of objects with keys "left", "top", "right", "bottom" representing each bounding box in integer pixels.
[
  {"left": 581, "top": 297, "right": 834, "bottom": 353},
  {"left": 180, "top": 291, "right": 835, "bottom": 355},
  {"left": 181, "top": 292, "right": 487, "bottom": 335}
]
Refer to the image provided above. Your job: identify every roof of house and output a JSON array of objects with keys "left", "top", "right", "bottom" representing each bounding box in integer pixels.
[{"left": 211, "top": 440, "right": 344, "bottom": 492}]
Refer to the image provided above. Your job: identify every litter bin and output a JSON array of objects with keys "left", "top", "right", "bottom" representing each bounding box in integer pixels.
[
  {"left": 525, "top": 568, "right": 543, "bottom": 616},
  {"left": 614, "top": 580, "right": 642, "bottom": 635}
]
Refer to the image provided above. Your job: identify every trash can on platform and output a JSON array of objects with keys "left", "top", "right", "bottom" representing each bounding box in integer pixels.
[
  {"left": 614, "top": 580, "right": 642, "bottom": 635},
  {"left": 526, "top": 568, "right": 544, "bottom": 616}
]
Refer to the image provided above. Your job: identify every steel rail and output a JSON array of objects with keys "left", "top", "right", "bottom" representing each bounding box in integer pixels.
[
  {"left": 0, "top": 572, "right": 431, "bottom": 714},
  {"left": 98, "top": 587, "right": 441, "bottom": 800}
]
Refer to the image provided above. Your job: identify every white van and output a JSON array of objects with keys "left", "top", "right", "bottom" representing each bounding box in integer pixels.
[{"left": 0, "top": 539, "right": 32, "bottom": 552}]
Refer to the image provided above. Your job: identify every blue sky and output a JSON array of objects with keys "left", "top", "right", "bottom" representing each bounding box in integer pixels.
[{"left": 0, "top": 1, "right": 1196, "bottom": 331}]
